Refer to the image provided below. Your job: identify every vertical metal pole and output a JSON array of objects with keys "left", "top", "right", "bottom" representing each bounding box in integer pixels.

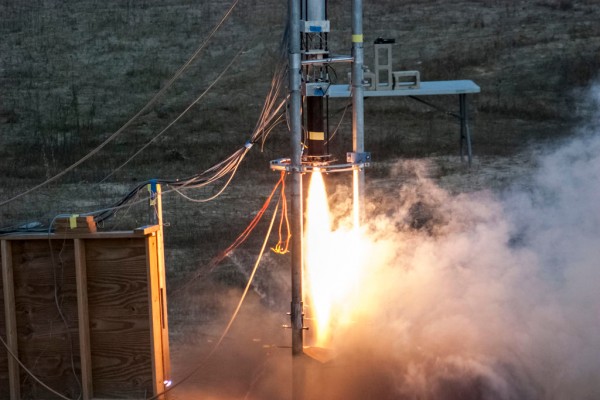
[
  {"left": 289, "top": 0, "right": 304, "bottom": 358},
  {"left": 351, "top": 0, "right": 365, "bottom": 224},
  {"left": 459, "top": 94, "right": 465, "bottom": 162},
  {"left": 289, "top": 1, "right": 306, "bottom": 398},
  {"left": 459, "top": 93, "right": 472, "bottom": 166}
]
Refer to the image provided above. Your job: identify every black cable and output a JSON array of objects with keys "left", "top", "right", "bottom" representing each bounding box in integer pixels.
[
  {"left": 1, "top": 28, "right": 290, "bottom": 233},
  {"left": 0, "top": 0, "right": 242, "bottom": 210}
]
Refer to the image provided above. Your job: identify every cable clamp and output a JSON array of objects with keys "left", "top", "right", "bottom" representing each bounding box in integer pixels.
[
  {"left": 346, "top": 152, "right": 371, "bottom": 164},
  {"left": 244, "top": 140, "right": 253, "bottom": 149}
]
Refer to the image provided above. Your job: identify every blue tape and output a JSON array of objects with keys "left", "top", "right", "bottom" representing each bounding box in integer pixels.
[{"left": 149, "top": 179, "right": 158, "bottom": 194}]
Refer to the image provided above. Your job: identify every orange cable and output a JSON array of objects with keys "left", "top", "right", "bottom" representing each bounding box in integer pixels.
[
  {"left": 174, "top": 173, "right": 285, "bottom": 294},
  {"left": 272, "top": 171, "right": 291, "bottom": 254}
]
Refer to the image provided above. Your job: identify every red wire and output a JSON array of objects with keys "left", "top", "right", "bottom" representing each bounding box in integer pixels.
[
  {"left": 175, "top": 172, "right": 286, "bottom": 294},
  {"left": 272, "top": 172, "right": 291, "bottom": 254}
]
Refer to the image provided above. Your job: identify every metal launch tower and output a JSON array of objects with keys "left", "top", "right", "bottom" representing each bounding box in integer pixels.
[
  {"left": 275, "top": 0, "right": 369, "bottom": 360},
  {"left": 276, "top": 2, "right": 479, "bottom": 397}
]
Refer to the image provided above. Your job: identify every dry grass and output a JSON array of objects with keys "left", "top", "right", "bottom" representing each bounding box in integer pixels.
[{"left": 1, "top": 0, "right": 599, "bottom": 339}]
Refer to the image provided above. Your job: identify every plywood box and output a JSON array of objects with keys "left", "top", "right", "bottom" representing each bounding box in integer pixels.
[{"left": 0, "top": 226, "right": 169, "bottom": 400}]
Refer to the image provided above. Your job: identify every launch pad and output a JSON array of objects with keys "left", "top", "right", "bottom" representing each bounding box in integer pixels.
[{"left": 279, "top": 2, "right": 480, "bottom": 392}]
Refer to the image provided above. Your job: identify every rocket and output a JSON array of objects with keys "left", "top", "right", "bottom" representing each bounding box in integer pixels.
[{"left": 302, "top": 0, "right": 331, "bottom": 165}]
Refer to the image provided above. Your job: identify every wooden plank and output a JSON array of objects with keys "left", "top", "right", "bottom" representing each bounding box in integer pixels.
[
  {"left": 133, "top": 225, "right": 160, "bottom": 235},
  {"left": 1, "top": 240, "right": 20, "bottom": 400},
  {"left": 74, "top": 239, "right": 93, "bottom": 400},
  {"left": 146, "top": 235, "right": 165, "bottom": 398},
  {"left": 0, "top": 242, "right": 9, "bottom": 400},
  {"left": 0, "top": 231, "right": 168, "bottom": 398},
  {"left": 1, "top": 229, "right": 156, "bottom": 241},
  {"left": 12, "top": 239, "right": 81, "bottom": 399},
  {"left": 86, "top": 238, "right": 154, "bottom": 398},
  {"left": 155, "top": 184, "right": 171, "bottom": 385}
]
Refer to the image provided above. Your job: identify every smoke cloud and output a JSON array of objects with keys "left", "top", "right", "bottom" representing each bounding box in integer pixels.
[
  {"left": 173, "top": 86, "right": 600, "bottom": 399},
  {"left": 316, "top": 85, "right": 600, "bottom": 399}
]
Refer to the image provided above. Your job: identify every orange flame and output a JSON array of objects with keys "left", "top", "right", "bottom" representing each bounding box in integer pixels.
[{"left": 304, "top": 171, "right": 366, "bottom": 348}]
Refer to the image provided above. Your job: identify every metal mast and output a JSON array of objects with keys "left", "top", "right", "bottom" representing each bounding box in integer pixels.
[
  {"left": 286, "top": 0, "right": 368, "bottom": 360},
  {"left": 288, "top": 0, "right": 304, "bottom": 357},
  {"left": 351, "top": 0, "right": 365, "bottom": 224}
]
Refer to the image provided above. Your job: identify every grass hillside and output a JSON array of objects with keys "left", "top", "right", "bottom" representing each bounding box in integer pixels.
[
  {"left": 2, "top": 0, "right": 599, "bottom": 292},
  {"left": 2, "top": 1, "right": 599, "bottom": 182},
  {"left": 1, "top": 1, "right": 600, "bottom": 396},
  {"left": 1, "top": 0, "right": 600, "bottom": 343}
]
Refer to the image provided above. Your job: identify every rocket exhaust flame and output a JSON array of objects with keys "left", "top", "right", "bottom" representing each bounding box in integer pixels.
[{"left": 304, "top": 171, "right": 366, "bottom": 348}]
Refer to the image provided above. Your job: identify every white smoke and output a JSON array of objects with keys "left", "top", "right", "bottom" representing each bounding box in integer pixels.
[
  {"left": 325, "top": 86, "right": 600, "bottom": 399},
  {"left": 184, "top": 87, "right": 600, "bottom": 400}
]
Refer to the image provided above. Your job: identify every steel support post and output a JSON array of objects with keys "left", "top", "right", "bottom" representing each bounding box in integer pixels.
[
  {"left": 288, "top": 0, "right": 304, "bottom": 358},
  {"left": 351, "top": 0, "right": 365, "bottom": 224},
  {"left": 459, "top": 93, "right": 472, "bottom": 166}
]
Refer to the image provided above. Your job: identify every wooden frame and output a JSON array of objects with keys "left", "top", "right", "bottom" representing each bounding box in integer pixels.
[
  {"left": 0, "top": 226, "right": 170, "bottom": 400},
  {"left": 1, "top": 240, "right": 19, "bottom": 400}
]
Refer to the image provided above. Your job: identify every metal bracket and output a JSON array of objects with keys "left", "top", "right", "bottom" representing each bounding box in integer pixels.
[
  {"left": 346, "top": 152, "right": 371, "bottom": 164},
  {"left": 282, "top": 325, "right": 308, "bottom": 330},
  {"left": 300, "top": 20, "right": 330, "bottom": 33},
  {"left": 270, "top": 158, "right": 370, "bottom": 173},
  {"left": 303, "top": 82, "right": 329, "bottom": 97}
]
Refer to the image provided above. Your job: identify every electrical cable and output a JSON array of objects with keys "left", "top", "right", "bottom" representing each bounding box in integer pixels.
[
  {"left": 87, "top": 156, "right": 240, "bottom": 225},
  {"left": 146, "top": 192, "right": 281, "bottom": 400},
  {"left": 0, "top": 335, "right": 73, "bottom": 400},
  {"left": 100, "top": 49, "right": 245, "bottom": 183},
  {"left": 271, "top": 172, "right": 291, "bottom": 254},
  {"left": 90, "top": 50, "right": 288, "bottom": 221},
  {"left": 1, "top": 24, "right": 289, "bottom": 233},
  {"left": 326, "top": 99, "right": 351, "bottom": 144},
  {"left": 47, "top": 223, "right": 83, "bottom": 399},
  {"left": 0, "top": 12, "right": 289, "bottom": 398},
  {"left": 259, "top": 113, "right": 286, "bottom": 151},
  {"left": 0, "top": 0, "right": 241, "bottom": 209},
  {"left": 89, "top": 147, "right": 248, "bottom": 224},
  {"left": 170, "top": 147, "right": 247, "bottom": 203},
  {"left": 0, "top": 169, "right": 283, "bottom": 400},
  {"left": 172, "top": 172, "right": 285, "bottom": 295}
]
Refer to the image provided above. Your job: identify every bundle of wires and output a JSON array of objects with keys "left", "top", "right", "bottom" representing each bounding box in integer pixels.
[
  {"left": 91, "top": 38, "right": 289, "bottom": 224},
  {"left": 0, "top": 6, "right": 293, "bottom": 400},
  {"left": 0, "top": 28, "right": 290, "bottom": 234}
]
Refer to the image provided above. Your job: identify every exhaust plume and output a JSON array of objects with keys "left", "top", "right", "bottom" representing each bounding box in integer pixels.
[
  {"left": 174, "top": 86, "right": 600, "bottom": 400},
  {"left": 316, "top": 85, "right": 600, "bottom": 399}
]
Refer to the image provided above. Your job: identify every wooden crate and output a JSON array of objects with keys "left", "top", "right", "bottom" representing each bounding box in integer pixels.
[{"left": 0, "top": 226, "right": 170, "bottom": 400}]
